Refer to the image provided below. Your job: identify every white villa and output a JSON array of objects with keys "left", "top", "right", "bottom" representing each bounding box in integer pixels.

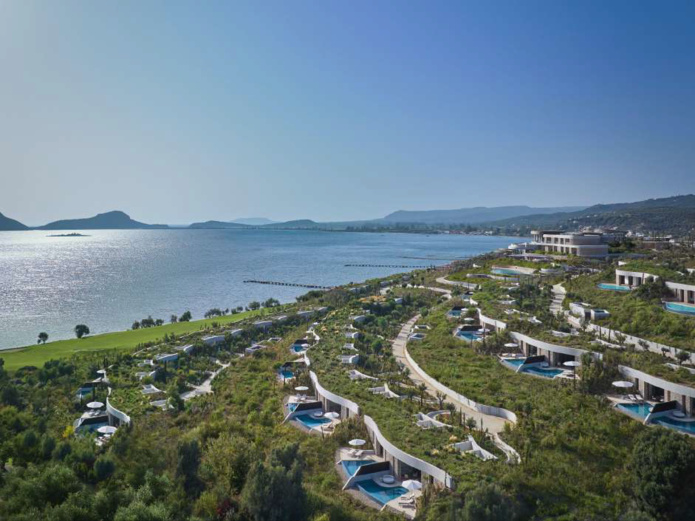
[
  {"left": 531, "top": 230, "right": 610, "bottom": 257},
  {"left": 615, "top": 269, "right": 695, "bottom": 305}
]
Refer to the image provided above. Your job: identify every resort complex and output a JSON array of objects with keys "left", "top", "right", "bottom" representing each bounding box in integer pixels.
[{"left": 2, "top": 241, "right": 695, "bottom": 520}]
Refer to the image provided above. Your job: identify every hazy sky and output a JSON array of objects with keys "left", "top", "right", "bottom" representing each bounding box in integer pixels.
[{"left": 1, "top": 1, "right": 694, "bottom": 225}]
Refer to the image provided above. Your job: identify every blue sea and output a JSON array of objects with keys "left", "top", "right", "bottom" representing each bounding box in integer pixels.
[{"left": 0, "top": 229, "right": 518, "bottom": 350}]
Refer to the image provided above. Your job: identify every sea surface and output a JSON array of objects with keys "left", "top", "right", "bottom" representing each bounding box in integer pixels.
[{"left": 0, "top": 229, "right": 519, "bottom": 350}]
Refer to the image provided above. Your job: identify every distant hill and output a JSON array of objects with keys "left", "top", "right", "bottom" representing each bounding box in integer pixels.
[
  {"left": 0, "top": 212, "right": 28, "bottom": 231},
  {"left": 262, "top": 219, "right": 319, "bottom": 229},
  {"left": 487, "top": 195, "right": 695, "bottom": 234},
  {"left": 188, "top": 220, "right": 250, "bottom": 229},
  {"left": 39, "top": 211, "right": 168, "bottom": 230},
  {"left": 230, "top": 217, "right": 277, "bottom": 226},
  {"left": 381, "top": 205, "right": 586, "bottom": 225}
]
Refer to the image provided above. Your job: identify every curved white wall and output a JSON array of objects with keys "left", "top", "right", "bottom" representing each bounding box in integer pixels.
[
  {"left": 404, "top": 345, "right": 518, "bottom": 423},
  {"left": 363, "top": 414, "right": 454, "bottom": 488},
  {"left": 309, "top": 371, "right": 361, "bottom": 416},
  {"left": 509, "top": 332, "right": 597, "bottom": 360},
  {"left": 106, "top": 397, "right": 131, "bottom": 425},
  {"left": 477, "top": 310, "right": 508, "bottom": 331}
]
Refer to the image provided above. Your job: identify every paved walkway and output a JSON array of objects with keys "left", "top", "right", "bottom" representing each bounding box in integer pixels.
[
  {"left": 550, "top": 284, "right": 566, "bottom": 315},
  {"left": 391, "top": 316, "right": 508, "bottom": 435}
]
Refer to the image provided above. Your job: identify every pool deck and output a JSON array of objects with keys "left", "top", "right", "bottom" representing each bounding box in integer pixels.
[{"left": 334, "top": 448, "right": 419, "bottom": 519}]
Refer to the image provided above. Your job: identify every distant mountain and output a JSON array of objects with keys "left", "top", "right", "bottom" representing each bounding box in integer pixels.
[
  {"left": 487, "top": 195, "right": 695, "bottom": 234},
  {"left": 188, "top": 220, "right": 249, "bottom": 229},
  {"left": 381, "top": 205, "right": 586, "bottom": 225},
  {"left": 230, "top": 217, "right": 277, "bottom": 226},
  {"left": 262, "top": 219, "right": 319, "bottom": 229},
  {"left": 0, "top": 211, "right": 28, "bottom": 231},
  {"left": 39, "top": 211, "right": 168, "bottom": 230}
]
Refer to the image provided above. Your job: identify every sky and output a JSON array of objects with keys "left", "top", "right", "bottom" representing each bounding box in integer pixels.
[{"left": 1, "top": 1, "right": 694, "bottom": 226}]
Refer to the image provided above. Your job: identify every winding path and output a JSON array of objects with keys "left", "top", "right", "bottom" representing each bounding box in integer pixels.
[
  {"left": 391, "top": 316, "right": 508, "bottom": 434},
  {"left": 550, "top": 284, "right": 566, "bottom": 315}
]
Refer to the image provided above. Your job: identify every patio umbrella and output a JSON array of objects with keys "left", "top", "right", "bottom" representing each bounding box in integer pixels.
[
  {"left": 612, "top": 381, "right": 634, "bottom": 389},
  {"left": 504, "top": 343, "right": 518, "bottom": 348},
  {"left": 323, "top": 411, "right": 340, "bottom": 419},
  {"left": 348, "top": 439, "right": 366, "bottom": 447},
  {"left": 87, "top": 401, "right": 104, "bottom": 409},
  {"left": 97, "top": 425, "right": 117, "bottom": 435},
  {"left": 563, "top": 361, "right": 581, "bottom": 368},
  {"left": 402, "top": 480, "right": 423, "bottom": 491},
  {"left": 294, "top": 386, "right": 309, "bottom": 392},
  {"left": 463, "top": 317, "right": 475, "bottom": 323}
]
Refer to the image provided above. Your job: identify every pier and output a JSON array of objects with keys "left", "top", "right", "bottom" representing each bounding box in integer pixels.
[
  {"left": 243, "top": 280, "right": 333, "bottom": 290},
  {"left": 344, "top": 263, "right": 437, "bottom": 269}
]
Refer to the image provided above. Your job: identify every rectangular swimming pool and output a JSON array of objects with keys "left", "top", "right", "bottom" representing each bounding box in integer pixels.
[
  {"left": 521, "top": 366, "right": 564, "bottom": 378},
  {"left": 341, "top": 460, "right": 373, "bottom": 476},
  {"left": 598, "top": 283, "right": 631, "bottom": 292},
  {"left": 356, "top": 480, "right": 408, "bottom": 505},
  {"left": 295, "top": 413, "right": 330, "bottom": 429},
  {"left": 457, "top": 331, "right": 481, "bottom": 341},
  {"left": 664, "top": 302, "right": 695, "bottom": 316},
  {"left": 502, "top": 358, "right": 525, "bottom": 367},
  {"left": 653, "top": 416, "right": 695, "bottom": 434},
  {"left": 616, "top": 402, "right": 652, "bottom": 419}
]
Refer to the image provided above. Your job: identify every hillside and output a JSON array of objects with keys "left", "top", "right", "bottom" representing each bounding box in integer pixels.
[
  {"left": 381, "top": 205, "right": 586, "bottom": 225},
  {"left": 488, "top": 195, "right": 695, "bottom": 234},
  {"left": 0, "top": 212, "right": 28, "bottom": 231},
  {"left": 38, "top": 211, "right": 168, "bottom": 230},
  {"left": 188, "top": 220, "right": 250, "bottom": 229}
]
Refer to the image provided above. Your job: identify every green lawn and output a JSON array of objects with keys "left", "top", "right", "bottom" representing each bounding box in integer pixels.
[{"left": 0, "top": 309, "right": 267, "bottom": 371}]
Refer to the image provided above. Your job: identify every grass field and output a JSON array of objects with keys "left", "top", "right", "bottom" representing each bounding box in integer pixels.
[{"left": 0, "top": 309, "right": 267, "bottom": 371}]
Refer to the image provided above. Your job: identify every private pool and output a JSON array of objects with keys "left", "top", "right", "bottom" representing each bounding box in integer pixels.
[
  {"left": 664, "top": 302, "right": 695, "bottom": 316},
  {"left": 502, "top": 358, "right": 525, "bottom": 368},
  {"left": 292, "top": 344, "right": 308, "bottom": 353},
  {"left": 447, "top": 309, "right": 462, "bottom": 317},
  {"left": 492, "top": 268, "right": 525, "bottom": 276},
  {"left": 457, "top": 331, "right": 482, "bottom": 342},
  {"left": 598, "top": 283, "right": 631, "bottom": 292},
  {"left": 295, "top": 413, "right": 331, "bottom": 429},
  {"left": 280, "top": 369, "right": 294, "bottom": 380},
  {"left": 616, "top": 402, "right": 652, "bottom": 420},
  {"left": 341, "top": 460, "right": 373, "bottom": 476},
  {"left": 521, "top": 365, "right": 564, "bottom": 379},
  {"left": 653, "top": 416, "right": 695, "bottom": 435},
  {"left": 356, "top": 480, "right": 408, "bottom": 505}
]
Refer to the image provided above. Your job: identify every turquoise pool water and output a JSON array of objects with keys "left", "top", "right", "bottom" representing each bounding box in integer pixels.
[
  {"left": 617, "top": 402, "right": 652, "bottom": 419},
  {"left": 598, "top": 283, "right": 631, "bottom": 292},
  {"left": 295, "top": 413, "right": 330, "bottom": 428},
  {"left": 356, "top": 480, "right": 408, "bottom": 505},
  {"left": 457, "top": 331, "right": 481, "bottom": 341},
  {"left": 292, "top": 344, "right": 308, "bottom": 353},
  {"left": 522, "top": 366, "right": 564, "bottom": 378},
  {"left": 341, "top": 460, "right": 373, "bottom": 476},
  {"left": 287, "top": 402, "right": 298, "bottom": 412},
  {"left": 492, "top": 268, "right": 524, "bottom": 276},
  {"left": 503, "top": 358, "right": 525, "bottom": 367},
  {"left": 280, "top": 369, "right": 294, "bottom": 379},
  {"left": 77, "top": 421, "right": 109, "bottom": 433},
  {"left": 664, "top": 302, "right": 695, "bottom": 316},
  {"left": 447, "top": 309, "right": 462, "bottom": 317},
  {"left": 653, "top": 416, "right": 695, "bottom": 434}
]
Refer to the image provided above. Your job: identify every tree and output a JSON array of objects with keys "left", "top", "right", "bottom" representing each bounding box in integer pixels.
[
  {"left": 417, "top": 383, "right": 428, "bottom": 406},
  {"left": 37, "top": 332, "right": 48, "bottom": 344},
  {"left": 628, "top": 428, "right": 695, "bottom": 519},
  {"left": 155, "top": 318, "right": 164, "bottom": 326},
  {"left": 248, "top": 301, "right": 261, "bottom": 311},
  {"left": 241, "top": 443, "right": 306, "bottom": 521},
  {"left": 74, "top": 324, "right": 90, "bottom": 339},
  {"left": 436, "top": 391, "right": 446, "bottom": 410},
  {"left": 180, "top": 311, "right": 192, "bottom": 322},
  {"left": 170, "top": 314, "right": 178, "bottom": 324},
  {"left": 176, "top": 439, "right": 203, "bottom": 497},
  {"left": 462, "top": 483, "right": 519, "bottom": 521},
  {"left": 676, "top": 350, "right": 690, "bottom": 365},
  {"left": 132, "top": 321, "right": 140, "bottom": 330}
]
